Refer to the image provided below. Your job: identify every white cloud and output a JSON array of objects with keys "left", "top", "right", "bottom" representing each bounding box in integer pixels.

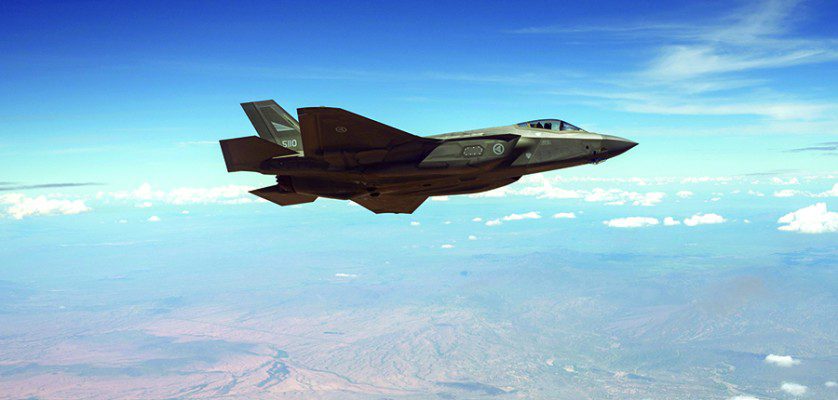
[
  {"left": 603, "top": 217, "right": 659, "bottom": 228},
  {"left": 136, "top": 201, "right": 153, "bottom": 208},
  {"left": 502, "top": 211, "right": 541, "bottom": 221},
  {"left": 773, "top": 189, "right": 799, "bottom": 197},
  {"left": 542, "top": 186, "right": 665, "bottom": 206},
  {"left": 443, "top": 220, "right": 452, "bottom": 225},
  {"left": 334, "top": 273, "right": 358, "bottom": 278},
  {"left": 108, "top": 183, "right": 255, "bottom": 205},
  {"left": 485, "top": 219, "right": 502, "bottom": 226},
  {"left": 472, "top": 217, "right": 483, "bottom": 222},
  {"left": 640, "top": 1, "right": 837, "bottom": 84},
  {"left": 147, "top": 215, "right": 161, "bottom": 222},
  {"left": 771, "top": 177, "right": 799, "bottom": 185},
  {"left": 431, "top": 196, "right": 450, "bottom": 201},
  {"left": 533, "top": 2, "right": 837, "bottom": 121},
  {"left": 748, "top": 190, "right": 765, "bottom": 197},
  {"left": 441, "top": 244, "right": 455, "bottom": 249},
  {"left": 820, "top": 183, "right": 838, "bottom": 197},
  {"left": 552, "top": 212, "right": 576, "bottom": 219},
  {"left": 0, "top": 193, "right": 91, "bottom": 220},
  {"left": 683, "top": 213, "right": 726, "bottom": 226},
  {"left": 771, "top": 183, "right": 838, "bottom": 198},
  {"left": 764, "top": 354, "right": 801, "bottom": 367},
  {"left": 483, "top": 175, "right": 666, "bottom": 206},
  {"left": 777, "top": 203, "right": 838, "bottom": 233},
  {"left": 410, "top": 221, "right": 421, "bottom": 226},
  {"left": 826, "top": 381, "right": 837, "bottom": 388},
  {"left": 468, "top": 235, "right": 477, "bottom": 240},
  {"left": 676, "top": 190, "right": 694, "bottom": 198},
  {"left": 468, "top": 186, "right": 515, "bottom": 198},
  {"left": 780, "top": 382, "right": 807, "bottom": 396},
  {"left": 728, "top": 396, "right": 759, "bottom": 400},
  {"left": 663, "top": 217, "right": 681, "bottom": 226},
  {"left": 181, "top": 210, "right": 189, "bottom": 214},
  {"left": 167, "top": 185, "right": 255, "bottom": 204}
]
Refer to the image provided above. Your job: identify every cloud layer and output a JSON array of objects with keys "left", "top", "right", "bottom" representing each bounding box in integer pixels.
[
  {"left": 603, "top": 217, "right": 659, "bottom": 228},
  {"left": 0, "top": 193, "right": 91, "bottom": 220}
]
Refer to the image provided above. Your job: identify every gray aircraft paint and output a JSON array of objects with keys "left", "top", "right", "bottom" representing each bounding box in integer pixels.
[{"left": 220, "top": 100, "right": 637, "bottom": 214}]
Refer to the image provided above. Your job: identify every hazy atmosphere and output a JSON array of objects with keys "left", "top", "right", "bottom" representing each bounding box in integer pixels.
[{"left": 1, "top": 0, "right": 836, "bottom": 399}]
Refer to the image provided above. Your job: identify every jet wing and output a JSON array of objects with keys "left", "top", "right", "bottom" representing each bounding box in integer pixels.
[
  {"left": 297, "top": 107, "right": 437, "bottom": 168},
  {"left": 352, "top": 194, "right": 428, "bottom": 214}
]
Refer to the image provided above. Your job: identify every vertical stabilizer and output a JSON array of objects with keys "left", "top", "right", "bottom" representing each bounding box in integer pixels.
[{"left": 241, "top": 100, "right": 304, "bottom": 154}]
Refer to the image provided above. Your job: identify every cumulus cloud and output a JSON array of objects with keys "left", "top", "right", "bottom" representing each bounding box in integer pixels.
[
  {"left": 0, "top": 193, "right": 91, "bottom": 220},
  {"left": 552, "top": 212, "right": 576, "bottom": 219},
  {"left": 771, "top": 177, "right": 799, "bottom": 185},
  {"left": 468, "top": 235, "right": 477, "bottom": 240},
  {"left": 826, "top": 381, "right": 837, "bottom": 388},
  {"left": 467, "top": 186, "right": 515, "bottom": 198},
  {"left": 777, "top": 203, "right": 838, "bottom": 233},
  {"left": 410, "top": 221, "right": 421, "bottom": 226},
  {"left": 780, "top": 382, "right": 807, "bottom": 396},
  {"left": 676, "top": 190, "right": 694, "bottom": 198},
  {"left": 771, "top": 183, "right": 838, "bottom": 198},
  {"left": 773, "top": 189, "right": 798, "bottom": 197},
  {"left": 469, "top": 175, "right": 666, "bottom": 206},
  {"left": 502, "top": 211, "right": 541, "bottom": 221},
  {"left": 334, "top": 273, "right": 358, "bottom": 278},
  {"left": 106, "top": 183, "right": 256, "bottom": 205},
  {"left": 764, "top": 354, "right": 801, "bottom": 367},
  {"left": 147, "top": 215, "right": 161, "bottom": 222},
  {"left": 663, "top": 217, "right": 681, "bottom": 226},
  {"left": 471, "top": 217, "right": 483, "bottom": 222},
  {"left": 603, "top": 217, "right": 659, "bottom": 228},
  {"left": 683, "top": 213, "right": 726, "bottom": 226},
  {"left": 728, "top": 396, "right": 759, "bottom": 400},
  {"left": 441, "top": 244, "right": 455, "bottom": 249},
  {"left": 485, "top": 219, "right": 502, "bottom": 226}
]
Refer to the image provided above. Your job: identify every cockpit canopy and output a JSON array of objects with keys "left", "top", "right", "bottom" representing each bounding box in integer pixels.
[{"left": 517, "top": 119, "right": 584, "bottom": 132}]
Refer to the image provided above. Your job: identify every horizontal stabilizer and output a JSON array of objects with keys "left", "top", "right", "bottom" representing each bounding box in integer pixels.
[
  {"left": 352, "top": 195, "right": 427, "bottom": 214},
  {"left": 219, "top": 136, "right": 297, "bottom": 172},
  {"left": 251, "top": 185, "right": 317, "bottom": 206}
]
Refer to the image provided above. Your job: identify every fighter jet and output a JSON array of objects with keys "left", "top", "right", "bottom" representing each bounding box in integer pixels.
[{"left": 220, "top": 100, "right": 637, "bottom": 214}]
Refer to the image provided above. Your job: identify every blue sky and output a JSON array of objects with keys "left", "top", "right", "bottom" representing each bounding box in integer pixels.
[
  {"left": 0, "top": 0, "right": 835, "bottom": 180},
  {"left": 0, "top": 1, "right": 838, "bottom": 231},
  {"left": 0, "top": 0, "right": 835, "bottom": 221},
  {"left": 0, "top": 2, "right": 837, "bottom": 398}
]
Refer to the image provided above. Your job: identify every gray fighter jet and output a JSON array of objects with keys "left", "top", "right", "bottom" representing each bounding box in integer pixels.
[{"left": 220, "top": 100, "right": 637, "bottom": 214}]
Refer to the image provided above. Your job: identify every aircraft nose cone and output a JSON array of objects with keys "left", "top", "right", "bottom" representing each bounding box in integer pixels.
[{"left": 601, "top": 135, "right": 638, "bottom": 156}]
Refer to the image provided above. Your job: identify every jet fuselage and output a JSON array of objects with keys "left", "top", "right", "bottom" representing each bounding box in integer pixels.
[{"left": 220, "top": 101, "right": 637, "bottom": 214}]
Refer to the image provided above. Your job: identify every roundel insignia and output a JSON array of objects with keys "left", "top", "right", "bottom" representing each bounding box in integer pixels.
[
  {"left": 492, "top": 143, "right": 505, "bottom": 155},
  {"left": 335, "top": 126, "right": 348, "bottom": 133}
]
